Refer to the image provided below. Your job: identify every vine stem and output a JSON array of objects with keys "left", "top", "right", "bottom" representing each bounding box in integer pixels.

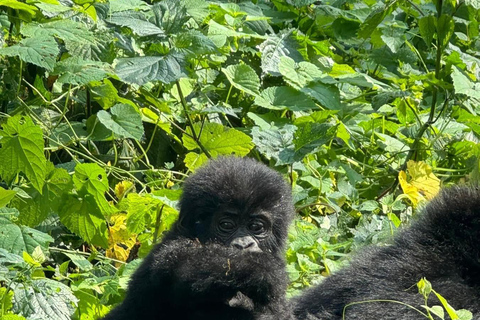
[{"left": 175, "top": 80, "right": 211, "bottom": 158}]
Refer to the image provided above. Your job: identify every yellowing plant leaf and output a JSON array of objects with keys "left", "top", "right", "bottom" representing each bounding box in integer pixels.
[
  {"left": 107, "top": 214, "right": 136, "bottom": 263},
  {"left": 114, "top": 181, "right": 134, "bottom": 201},
  {"left": 399, "top": 161, "right": 440, "bottom": 207}
]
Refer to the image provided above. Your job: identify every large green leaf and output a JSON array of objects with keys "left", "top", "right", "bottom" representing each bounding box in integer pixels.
[
  {"left": 0, "top": 217, "right": 53, "bottom": 255},
  {"left": 96, "top": 104, "right": 144, "bottom": 140},
  {"left": 107, "top": 11, "right": 165, "bottom": 37},
  {"left": 52, "top": 57, "right": 110, "bottom": 85},
  {"left": 115, "top": 54, "right": 187, "bottom": 85},
  {"left": 250, "top": 123, "right": 297, "bottom": 165},
  {"left": 0, "top": 0, "right": 37, "bottom": 15},
  {"left": 0, "top": 115, "right": 47, "bottom": 193},
  {"left": 278, "top": 57, "right": 325, "bottom": 90},
  {"left": 182, "top": 122, "right": 254, "bottom": 170},
  {"left": 73, "top": 163, "right": 109, "bottom": 197},
  {"left": 301, "top": 81, "right": 342, "bottom": 110},
  {"left": 13, "top": 279, "right": 77, "bottom": 320},
  {"left": 222, "top": 64, "right": 260, "bottom": 96},
  {"left": 58, "top": 194, "right": 109, "bottom": 248},
  {"left": 0, "top": 37, "right": 58, "bottom": 71},
  {"left": 152, "top": 0, "right": 190, "bottom": 34},
  {"left": 255, "top": 86, "right": 316, "bottom": 111},
  {"left": 259, "top": 30, "right": 303, "bottom": 76},
  {"left": 451, "top": 67, "right": 480, "bottom": 100},
  {"left": 21, "top": 20, "right": 95, "bottom": 53},
  {"left": 13, "top": 163, "right": 72, "bottom": 227}
]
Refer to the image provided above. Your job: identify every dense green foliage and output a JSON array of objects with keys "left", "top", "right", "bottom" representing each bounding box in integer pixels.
[{"left": 0, "top": 0, "right": 479, "bottom": 318}]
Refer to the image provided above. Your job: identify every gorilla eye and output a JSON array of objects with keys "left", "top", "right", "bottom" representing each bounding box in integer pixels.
[
  {"left": 219, "top": 221, "right": 236, "bottom": 231},
  {"left": 248, "top": 221, "right": 265, "bottom": 234}
]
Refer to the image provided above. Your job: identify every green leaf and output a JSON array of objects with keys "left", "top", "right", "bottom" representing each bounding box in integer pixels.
[
  {"left": 0, "top": 217, "right": 53, "bottom": 255},
  {"left": 0, "top": 37, "right": 58, "bottom": 71},
  {"left": 358, "top": 1, "right": 399, "bottom": 39},
  {"left": 0, "top": 187, "right": 16, "bottom": 208},
  {"left": 175, "top": 30, "right": 219, "bottom": 56},
  {"left": 73, "top": 163, "right": 109, "bottom": 197},
  {"left": 52, "top": 57, "right": 110, "bottom": 85},
  {"left": 13, "top": 163, "right": 72, "bottom": 227},
  {"left": 13, "top": 279, "right": 77, "bottom": 320},
  {"left": 222, "top": 64, "right": 260, "bottom": 96},
  {"left": 294, "top": 123, "right": 335, "bottom": 157},
  {"left": 97, "top": 104, "right": 144, "bottom": 140},
  {"left": 107, "top": 11, "right": 165, "bottom": 37},
  {"left": 278, "top": 57, "right": 324, "bottom": 90},
  {"left": 58, "top": 194, "right": 109, "bottom": 247},
  {"left": 301, "top": 81, "right": 342, "bottom": 110},
  {"left": 182, "top": 123, "right": 254, "bottom": 170},
  {"left": 251, "top": 123, "right": 296, "bottom": 165},
  {"left": 0, "top": 115, "right": 47, "bottom": 193},
  {"left": 22, "top": 20, "right": 95, "bottom": 53},
  {"left": 254, "top": 86, "right": 316, "bottom": 111},
  {"left": 437, "top": 14, "right": 454, "bottom": 48},
  {"left": 418, "top": 16, "right": 436, "bottom": 48},
  {"left": 115, "top": 54, "right": 187, "bottom": 85},
  {"left": 451, "top": 67, "right": 480, "bottom": 99},
  {"left": 259, "top": 30, "right": 303, "bottom": 76},
  {"left": 152, "top": 0, "right": 190, "bottom": 34},
  {"left": 0, "top": 0, "right": 37, "bottom": 15},
  {"left": 121, "top": 193, "right": 160, "bottom": 233}
]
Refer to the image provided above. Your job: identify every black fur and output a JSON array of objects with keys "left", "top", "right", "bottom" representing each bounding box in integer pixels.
[
  {"left": 103, "top": 157, "right": 295, "bottom": 320},
  {"left": 293, "top": 187, "right": 480, "bottom": 319}
]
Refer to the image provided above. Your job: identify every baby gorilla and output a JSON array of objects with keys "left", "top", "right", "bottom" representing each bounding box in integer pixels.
[
  {"left": 103, "top": 157, "right": 295, "bottom": 320},
  {"left": 293, "top": 187, "right": 480, "bottom": 319}
]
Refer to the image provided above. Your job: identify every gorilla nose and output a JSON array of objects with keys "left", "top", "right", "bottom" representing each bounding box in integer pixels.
[{"left": 231, "top": 236, "right": 260, "bottom": 252}]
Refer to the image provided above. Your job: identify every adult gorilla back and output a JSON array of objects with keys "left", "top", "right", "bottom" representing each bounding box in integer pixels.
[
  {"left": 293, "top": 187, "right": 480, "bottom": 319},
  {"left": 103, "top": 157, "right": 295, "bottom": 320}
]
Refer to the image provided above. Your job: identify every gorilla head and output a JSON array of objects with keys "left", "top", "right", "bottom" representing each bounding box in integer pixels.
[{"left": 174, "top": 156, "right": 294, "bottom": 256}]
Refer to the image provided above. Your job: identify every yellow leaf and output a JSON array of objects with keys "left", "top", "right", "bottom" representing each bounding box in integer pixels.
[
  {"left": 114, "top": 181, "right": 134, "bottom": 201},
  {"left": 398, "top": 161, "right": 440, "bottom": 207},
  {"left": 107, "top": 214, "right": 136, "bottom": 263}
]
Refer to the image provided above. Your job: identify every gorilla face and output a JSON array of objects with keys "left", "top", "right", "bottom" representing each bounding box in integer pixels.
[
  {"left": 210, "top": 205, "right": 273, "bottom": 252},
  {"left": 175, "top": 156, "right": 294, "bottom": 256}
]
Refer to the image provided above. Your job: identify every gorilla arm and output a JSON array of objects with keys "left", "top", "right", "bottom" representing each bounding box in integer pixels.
[{"left": 102, "top": 238, "right": 289, "bottom": 319}]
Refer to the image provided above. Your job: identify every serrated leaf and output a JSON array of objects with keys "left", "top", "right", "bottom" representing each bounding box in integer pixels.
[
  {"left": 108, "top": 11, "right": 165, "bottom": 36},
  {"left": 0, "top": 37, "right": 58, "bottom": 71},
  {"left": 251, "top": 124, "right": 296, "bottom": 165},
  {"left": 278, "top": 57, "right": 324, "bottom": 90},
  {"left": 418, "top": 16, "right": 436, "bottom": 48},
  {"left": 301, "top": 81, "right": 342, "bottom": 110},
  {"left": 58, "top": 194, "right": 108, "bottom": 247},
  {"left": 358, "top": 1, "right": 399, "bottom": 39},
  {"left": 52, "top": 57, "right": 110, "bottom": 85},
  {"left": 115, "top": 54, "right": 187, "bottom": 85},
  {"left": 120, "top": 193, "right": 160, "bottom": 233},
  {"left": 259, "top": 30, "right": 303, "bottom": 76},
  {"left": 109, "top": 0, "right": 150, "bottom": 13},
  {"left": 222, "top": 64, "right": 260, "bottom": 96},
  {"left": 451, "top": 66, "right": 480, "bottom": 99},
  {"left": 0, "top": 115, "right": 47, "bottom": 193},
  {"left": 0, "top": 217, "right": 53, "bottom": 255},
  {"left": 13, "top": 163, "right": 72, "bottom": 227},
  {"left": 152, "top": 0, "right": 190, "bottom": 34},
  {"left": 0, "top": 187, "right": 16, "bottom": 207},
  {"left": 97, "top": 104, "right": 144, "bottom": 140},
  {"left": 22, "top": 20, "right": 95, "bottom": 53},
  {"left": 13, "top": 279, "right": 77, "bottom": 320},
  {"left": 73, "top": 163, "right": 109, "bottom": 197},
  {"left": 175, "top": 30, "right": 219, "bottom": 56},
  {"left": 182, "top": 123, "right": 254, "bottom": 170},
  {"left": 254, "top": 86, "right": 316, "bottom": 111},
  {"left": 437, "top": 14, "right": 454, "bottom": 48},
  {"left": 294, "top": 123, "right": 335, "bottom": 156},
  {"left": 107, "top": 214, "right": 136, "bottom": 262}
]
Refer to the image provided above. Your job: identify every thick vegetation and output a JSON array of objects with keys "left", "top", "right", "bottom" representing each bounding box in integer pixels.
[{"left": 0, "top": 0, "right": 479, "bottom": 319}]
